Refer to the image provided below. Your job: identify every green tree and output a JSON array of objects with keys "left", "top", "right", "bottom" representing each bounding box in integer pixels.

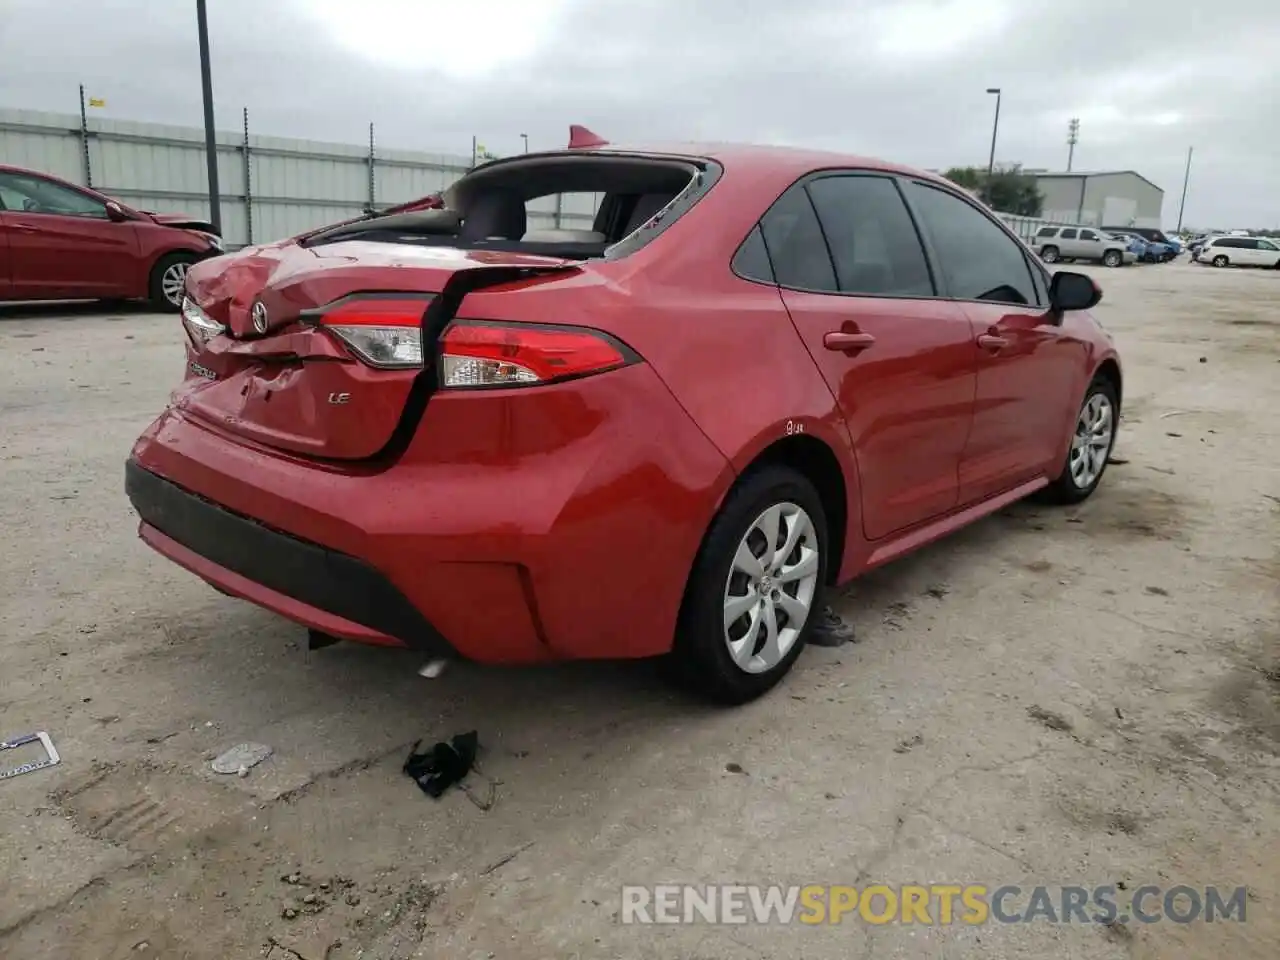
[{"left": 942, "top": 165, "right": 1044, "bottom": 217}]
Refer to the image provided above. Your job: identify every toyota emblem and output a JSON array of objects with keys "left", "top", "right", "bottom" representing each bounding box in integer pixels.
[{"left": 251, "top": 301, "right": 269, "bottom": 334}]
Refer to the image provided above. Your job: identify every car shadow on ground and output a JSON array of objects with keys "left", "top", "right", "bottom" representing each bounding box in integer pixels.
[{"left": 0, "top": 300, "right": 160, "bottom": 321}]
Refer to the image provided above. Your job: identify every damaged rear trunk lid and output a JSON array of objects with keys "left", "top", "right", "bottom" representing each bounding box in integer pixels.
[{"left": 179, "top": 240, "right": 581, "bottom": 461}]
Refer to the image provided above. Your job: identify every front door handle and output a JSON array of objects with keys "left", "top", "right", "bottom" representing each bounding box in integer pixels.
[
  {"left": 823, "top": 331, "right": 876, "bottom": 353},
  {"left": 977, "top": 333, "right": 1009, "bottom": 351}
]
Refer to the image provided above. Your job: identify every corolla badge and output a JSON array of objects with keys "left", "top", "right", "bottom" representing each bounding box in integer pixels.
[{"left": 251, "top": 300, "right": 269, "bottom": 334}]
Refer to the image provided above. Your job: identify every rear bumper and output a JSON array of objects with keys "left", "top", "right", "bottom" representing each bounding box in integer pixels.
[
  {"left": 126, "top": 460, "right": 453, "bottom": 653},
  {"left": 126, "top": 363, "right": 733, "bottom": 663}
]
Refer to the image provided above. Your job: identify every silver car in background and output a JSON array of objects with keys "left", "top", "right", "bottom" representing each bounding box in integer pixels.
[{"left": 1033, "top": 226, "right": 1134, "bottom": 267}]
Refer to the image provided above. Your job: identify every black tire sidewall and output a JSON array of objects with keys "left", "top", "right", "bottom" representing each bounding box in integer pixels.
[{"left": 672, "top": 465, "right": 828, "bottom": 704}]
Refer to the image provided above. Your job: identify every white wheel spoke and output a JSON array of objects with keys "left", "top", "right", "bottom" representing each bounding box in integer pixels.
[
  {"left": 732, "top": 540, "right": 763, "bottom": 579},
  {"left": 723, "top": 590, "right": 759, "bottom": 629},
  {"left": 777, "top": 549, "right": 818, "bottom": 584}
]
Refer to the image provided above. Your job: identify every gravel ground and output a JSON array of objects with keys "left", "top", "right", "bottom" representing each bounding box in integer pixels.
[{"left": 1, "top": 261, "right": 1277, "bottom": 960}]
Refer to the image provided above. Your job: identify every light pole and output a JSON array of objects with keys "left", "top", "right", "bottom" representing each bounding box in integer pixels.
[
  {"left": 520, "top": 133, "right": 529, "bottom": 153},
  {"left": 196, "top": 0, "right": 221, "bottom": 234},
  {"left": 985, "top": 88, "right": 1002, "bottom": 178},
  {"left": 1176, "top": 146, "right": 1194, "bottom": 233}
]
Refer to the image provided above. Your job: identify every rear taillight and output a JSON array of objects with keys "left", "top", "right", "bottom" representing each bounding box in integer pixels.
[
  {"left": 181, "top": 296, "right": 224, "bottom": 346},
  {"left": 438, "top": 321, "right": 631, "bottom": 389},
  {"left": 315, "top": 294, "right": 634, "bottom": 387},
  {"left": 318, "top": 295, "right": 433, "bottom": 369}
]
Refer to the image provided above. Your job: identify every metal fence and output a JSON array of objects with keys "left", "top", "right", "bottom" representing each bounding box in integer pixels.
[{"left": 0, "top": 107, "right": 597, "bottom": 249}]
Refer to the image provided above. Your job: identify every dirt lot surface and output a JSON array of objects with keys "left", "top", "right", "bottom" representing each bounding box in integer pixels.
[{"left": 1, "top": 261, "right": 1277, "bottom": 960}]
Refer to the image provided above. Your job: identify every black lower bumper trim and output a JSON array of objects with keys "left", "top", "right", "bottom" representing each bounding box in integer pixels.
[{"left": 124, "top": 459, "right": 455, "bottom": 655}]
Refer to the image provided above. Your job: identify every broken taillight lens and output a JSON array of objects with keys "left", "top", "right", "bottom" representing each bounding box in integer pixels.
[
  {"left": 438, "top": 321, "right": 631, "bottom": 389},
  {"left": 181, "top": 296, "right": 224, "bottom": 346}
]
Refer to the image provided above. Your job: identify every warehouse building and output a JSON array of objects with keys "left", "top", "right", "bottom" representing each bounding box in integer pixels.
[{"left": 1025, "top": 170, "right": 1165, "bottom": 230}]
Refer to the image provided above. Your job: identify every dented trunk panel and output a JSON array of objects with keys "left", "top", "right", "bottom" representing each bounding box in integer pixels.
[{"left": 179, "top": 240, "right": 585, "bottom": 461}]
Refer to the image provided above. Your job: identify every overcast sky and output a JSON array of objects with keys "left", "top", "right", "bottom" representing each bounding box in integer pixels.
[{"left": 2, "top": 0, "right": 1277, "bottom": 229}]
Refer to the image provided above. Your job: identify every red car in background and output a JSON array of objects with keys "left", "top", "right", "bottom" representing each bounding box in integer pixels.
[
  {"left": 0, "top": 164, "right": 223, "bottom": 309},
  {"left": 125, "top": 132, "right": 1122, "bottom": 704}
]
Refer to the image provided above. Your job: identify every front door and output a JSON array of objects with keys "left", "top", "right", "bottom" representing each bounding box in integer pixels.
[
  {"left": 759, "top": 173, "right": 978, "bottom": 541},
  {"left": 900, "top": 179, "right": 1081, "bottom": 504},
  {"left": 0, "top": 171, "right": 138, "bottom": 299},
  {"left": 1256, "top": 238, "right": 1280, "bottom": 267}
]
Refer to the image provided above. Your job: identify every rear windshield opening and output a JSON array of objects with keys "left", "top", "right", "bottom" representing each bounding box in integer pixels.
[{"left": 303, "top": 153, "right": 712, "bottom": 258}]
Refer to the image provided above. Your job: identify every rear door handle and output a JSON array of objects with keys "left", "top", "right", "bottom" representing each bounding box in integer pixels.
[
  {"left": 823, "top": 331, "right": 876, "bottom": 353},
  {"left": 977, "top": 334, "right": 1009, "bottom": 351}
]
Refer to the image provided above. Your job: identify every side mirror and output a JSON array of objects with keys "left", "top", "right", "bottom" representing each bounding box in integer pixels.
[
  {"left": 105, "top": 201, "right": 130, "bottom": 223},
  {"left": 1049, "top": 271, "right": 1101, "bottom": 312}
]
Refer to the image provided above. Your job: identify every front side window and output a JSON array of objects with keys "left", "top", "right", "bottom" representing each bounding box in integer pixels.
[
  {"left": 1080, "top": 229, "right": 1099, "bottom": 241},
  {"left": 902, "top": 181, "right": 1037, "bottom": 306},
  {"left": 758, "top": 184, "right": 837, "bottom": 292},
  {"left": 0, "top": 173, "right": 107, "bottom": 218},
  {"left": 804, "top": 175, "right": 934, "bottom": 297},
  {"left": 1036, "top": 226, "right": 1057, "bottom": 238},
  {"left": 1258, "top": 239, "right": 1278, "bottom": 252}
]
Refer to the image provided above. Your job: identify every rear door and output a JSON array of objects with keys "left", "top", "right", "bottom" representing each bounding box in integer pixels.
[
  {"left": 1077, "top": 228, "right": 1106, "bottom": 260},
  {"left": 761, "top": 173, "right": 977, "bottom": 540},
  {"left": 901, "top": 179, "right": 1081, "bottom": 504},
  {"left": 0, "top": 171, "right": 138, "bottom": 298},
  {"left": 1055, "top": 227, "right": 1082, "bottom": 258}
]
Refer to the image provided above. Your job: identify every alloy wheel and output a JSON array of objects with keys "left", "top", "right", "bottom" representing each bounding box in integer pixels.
[
  {"left": 161, "top": 262, "right": 190, "bottom": 307},
  {"left": 1069, "top": 392, "right": 1115, "bottom": 490},
  {"left": 722, "top": 502, "right": 820, "bottom": 674}
]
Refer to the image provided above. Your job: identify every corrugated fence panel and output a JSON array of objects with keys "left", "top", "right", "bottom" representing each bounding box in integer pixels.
[{"left": 0, "top": 108, "right": 495, "bottom": 249}]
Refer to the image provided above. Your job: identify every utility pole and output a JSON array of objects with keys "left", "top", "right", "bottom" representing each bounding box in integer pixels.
[
  {"left": 1067, "top": 118, "right": 1080, "bottom": 172},
  {"left": 520, "top": 133, "right": 529, "bottom": 153},
  {"left": 985, "top": 88, "right": 1002, "bottom": 177},
  {"left": 196, "top": 0, "right": 222, "bottom": 234},
  {"left": 1176, "top": 146, "right": 1193, "bottom": 233}
]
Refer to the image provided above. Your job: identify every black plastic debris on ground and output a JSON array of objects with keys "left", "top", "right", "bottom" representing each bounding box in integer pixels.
[
  {"left": 808, "top": 607, "right": 856, "bottom": 648},
  {"left": 403, "top": 731, "right": 478, "bottom": 798}
]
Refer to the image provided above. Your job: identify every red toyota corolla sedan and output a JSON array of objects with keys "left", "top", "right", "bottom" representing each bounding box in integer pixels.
[{"left": 125, "top": 136, "right": 1122, "bottom": 704}]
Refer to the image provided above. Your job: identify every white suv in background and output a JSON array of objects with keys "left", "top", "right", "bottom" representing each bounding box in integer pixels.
[
  {"left": 1032, "top": 226, "right": 1134, "bottom": 267},
  {"left": 1196, "top": 235, "right": 1280, "bottom": 269}
]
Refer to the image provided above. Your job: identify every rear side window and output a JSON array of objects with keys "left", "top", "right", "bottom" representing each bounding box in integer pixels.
[
  {"left": 805, "top": 175, "right": 934, "bottom": 297},
  {"left": 732, "top": 225, "right": 775, "bottom": 283},
  {"left": 759, "top": 185, "right": 837, "bottom": 292},
  {"left": 1059, "top": 228, "right": 1078, "bottom": 239},
  {"left": 903, "top": 181, "right": 1037, "bottom": 307}
]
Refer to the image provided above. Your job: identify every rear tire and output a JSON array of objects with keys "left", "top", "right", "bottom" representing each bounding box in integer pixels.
[
  {"left": 149, "top": 252, "right": 197, "bottom": 311},
  {"left": 1103, "top": 250, "right": 1122, "bottom": 267},
  {"left": 1212, "top": 255, "right": 1229, "bottom": 268},
  {"left": 1040, "top": 246, "right": 1060, "bottom": 264},
  {"left": 666, "top": 465, "right": 828, "bottom": 705},
  {"left": 1043, "top": 377, "right": 1119, "bottom": 505}
]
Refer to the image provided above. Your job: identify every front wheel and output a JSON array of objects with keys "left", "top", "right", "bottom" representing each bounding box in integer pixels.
[
  {"left": 1043, "top": 377, "right": 1118, "bottom": 505},
  {"left": 667, "top": 465, "right": 827, "bottom": 705},
  {"left": 149, "top": 252, "right": 197, "bottom": 311},
  {"left": 1103, "top": 250, "right": 1123, "bottom": 267},
  {"left": 1040, "top": 246, "right": 1060, "bottom": 264},
  {"left": 1212, "top": 255, "right": 1229, "bottom": 268}
]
